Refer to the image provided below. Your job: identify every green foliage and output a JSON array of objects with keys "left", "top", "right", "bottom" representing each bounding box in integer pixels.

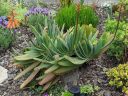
[
  {"left": 62, "top": 84, "right": 100, "bottom": 96},
  {"left": 55, "top": 4, "right": 99, "bottom": 30},
  {"left": 14, "top": 5, "right": 27, "bottom": 22},
  {"left": 105, "top": 18, "right": 128, "bottom": 61},
  {"left": 60, "top": 0, "right": 74, "bottom": 7},
  {"left": 80, "top": 0, "right": 84, "bottom": 5},
  {"left": 27, "top": 14, "right": 46, "bottom": 32},
  {"left": 0, "top": 0, "right": 12, "bottom": 16},
  {"left": 0, "top": 27, "right": 13, "bottom": 49},
  {"left": 48, "top": 84, "right": 64, "bottom": 96},
  {"left": 106, "top": 63, "right": 128, "bottom": 95},
  {"left": 119, "top": 0, "right": 128, "bottom": 4},
  {"left": 14, "top": 16, "right": 113, "bottom": 92},
  {"left": 80, "top": 84, "right": 94, "bottom": 94},
  {"left": 62, "top": 91, "right": 73, "bottom": 96}
]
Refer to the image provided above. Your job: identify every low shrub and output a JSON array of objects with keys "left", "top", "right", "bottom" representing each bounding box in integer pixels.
[
  {"left": 106, "top": 63, "right": 128, "bottom": 95},
  {"left": 105, "top": 18, "right": 128, "bottom": 61},
  {"left": 55, "top": 4, "right": 99, "bottom": 30},
  {"left": 0, "top": 27, "right": 14, "bottom": 50}
]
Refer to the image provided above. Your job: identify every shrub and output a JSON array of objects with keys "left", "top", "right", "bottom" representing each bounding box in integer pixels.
[
  {"left": 105, "top": 18, "right": 128, "bottom": 61},
  {"left": 55, "top": 4, "right": 99, "bottom": 30},
  {"left": 106, "top": 63, "right": 128, "bottom": 95},
  {"left": 14, "top": 16, "right": 113, "bottom": 92},
  {"left": 0, "top": 0, "right": 12, "bottom": 16},
  {"left": 0, "top": 27, "right": 14, "bottom": 50}
]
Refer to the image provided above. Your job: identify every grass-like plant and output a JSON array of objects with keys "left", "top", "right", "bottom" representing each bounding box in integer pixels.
[
  {"left": 55, "top": 4, "right": 99, "bottom": 30},
  {"left": 13, "top": 15, "right": 113, "bottom": 92}
]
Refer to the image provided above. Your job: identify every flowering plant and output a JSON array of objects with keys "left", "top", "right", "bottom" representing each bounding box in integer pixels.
[
  {"left": 25, "top": 7, "right": 50, "bottom": 16},
  {"left": 0, "top": 16, "right": 8, "bottom": 28}
]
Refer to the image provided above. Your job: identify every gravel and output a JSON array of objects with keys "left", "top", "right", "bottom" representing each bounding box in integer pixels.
[{"left": 0, "top": 27, "right": 34, "bottom": 96}]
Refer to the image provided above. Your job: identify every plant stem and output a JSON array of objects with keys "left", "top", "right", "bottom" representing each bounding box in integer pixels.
[{"left": 103, "top": 3, "right": 123, "bottom": 48}]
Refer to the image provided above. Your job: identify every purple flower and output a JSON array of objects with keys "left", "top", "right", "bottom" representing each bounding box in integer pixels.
[
  {"left": 0, "top": 16, "right": 8, "bottom": 28},
  {"left": 25, "top": 7, "right": 50, "bottom": 16},
  {"left": 43, "top": 93, "right": 49, "bottom": 96}
]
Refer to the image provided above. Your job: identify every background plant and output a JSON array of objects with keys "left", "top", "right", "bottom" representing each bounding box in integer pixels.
[
  {"left": 55, "top": 4, "right": 99, "bottom": 30},
  {"left": 106, "top": 63, "right": 128, "bottom": 95},
  {"left": 105, "top": 18, "right": 128, "bottom": 61},
  {"left": 0, "top": 27, "right": 14, "bottom": 50},
  {"left": 26, "top": 7, "right": 50, "bottom": 31},
  {"left": 0, "top": 0, "right": 12, "bottom": 16},
  {"left": 60, "top": 0, "right": 74, "bottom": 7}
]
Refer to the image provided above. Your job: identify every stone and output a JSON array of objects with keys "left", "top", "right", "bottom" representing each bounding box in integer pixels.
[{"left": 0, "top": 66, "right": 8, "bottom": 84}]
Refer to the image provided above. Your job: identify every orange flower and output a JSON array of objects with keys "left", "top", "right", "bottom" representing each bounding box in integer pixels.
[{"left": 7, "top": 11, "right": 20, "bottom": 29}]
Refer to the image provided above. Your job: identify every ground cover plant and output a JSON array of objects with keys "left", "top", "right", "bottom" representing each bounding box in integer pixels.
[
  {"left": 62, "top": 84, "right": 100, "bottom": 96},
  {"left": 105, "top": 18, "right": 128, "bottom": 61},
  {"left": 106, "top": 63, "right": 128, "bottom": 95},
  {"left": 105, "top": 0, "right": 128, "bottom": 62},
  {"left": 55, "top": 4, "right": 99, "bottom": 30}
]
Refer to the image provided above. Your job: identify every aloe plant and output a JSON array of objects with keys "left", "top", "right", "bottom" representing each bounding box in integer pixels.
[{"left": 14, "top": 16, "right": 113, "bottom": 92}]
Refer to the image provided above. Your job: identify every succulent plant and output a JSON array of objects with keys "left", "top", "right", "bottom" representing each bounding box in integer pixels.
[
  {"left": 106, "top": 63, "right": 128, "bottom": 95},
  {"left": 14, "top": 16, "right": 113, "bottom": 92}
]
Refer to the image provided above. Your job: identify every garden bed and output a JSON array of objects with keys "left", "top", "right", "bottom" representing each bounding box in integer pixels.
[{"left": 0, "top": 0, "right": 127, "bottom": 96}]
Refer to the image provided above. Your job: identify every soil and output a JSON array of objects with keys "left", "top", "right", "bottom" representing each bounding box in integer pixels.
[{"left": 0, "top": 6, "right": 125, "bottom": 96}]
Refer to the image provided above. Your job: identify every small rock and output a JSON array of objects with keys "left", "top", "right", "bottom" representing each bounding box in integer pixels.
[
  {"left": 0, "top": 66, "right": 8, "bottom": 84},
  {"left": 104, "top": 90, "right": 112, "bottom": 96}
]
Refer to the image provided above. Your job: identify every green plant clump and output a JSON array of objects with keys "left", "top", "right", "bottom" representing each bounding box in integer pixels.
[
  {"left": 105, "top": 18, "right": 128, "bottom": 61},
  {"left": 14, "top": 16, "right": 113, "bottom": 92},
  {"left": 27, "top": 14, "right": 46, "bottom": 32},
  {"left": 60, "top": 0, "right": 74, "bottom": 7},
  {"left": 106, "top": 63, "right": 128, "bottom": 95},
  {"left": 62, "top": 84, "right": 100, "bottom": 96},
  {"left": 56, "top": 4, "right": 99, "bottom": 30},
  {"left": 0, "top": 27, "right": 13, "bottom": 49},
  {"left": 0, "top": 0, "right": 12, "bottom": 16}
]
